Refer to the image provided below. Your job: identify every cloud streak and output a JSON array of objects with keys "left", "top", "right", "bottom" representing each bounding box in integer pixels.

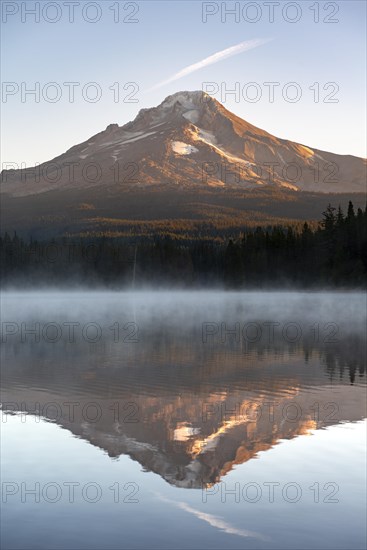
[
  {"left": 155, "top": 493, "right": 269, "bottom": 541},
  {"left": 148, "top": 38, "right": 272, "bottom": 92}
]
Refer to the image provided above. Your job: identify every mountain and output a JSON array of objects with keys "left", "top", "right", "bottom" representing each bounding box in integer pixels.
[
  {"left": 2, "top": 291, "right": 366, "bottom": 486},
  {"left": 1, "top": 91, "right": 366, "bottom": 237},
  {"left": 2, "top": 328, "right": 366, "bottom": 487},
  {"left": 4, "top": 379, "right": 365, "bottom": 488},
  {"left": 2, "top": 90, "right": 366, "bottom": 195}
]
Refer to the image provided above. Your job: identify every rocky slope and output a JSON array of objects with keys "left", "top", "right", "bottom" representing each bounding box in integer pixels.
[{"left": 2, "top": 91, "right": 366, "bottom": 197}]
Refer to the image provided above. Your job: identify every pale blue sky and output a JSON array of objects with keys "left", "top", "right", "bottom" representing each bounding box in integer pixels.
[{"left": 1, "top": 0, "right": 366, "bottom": 165}]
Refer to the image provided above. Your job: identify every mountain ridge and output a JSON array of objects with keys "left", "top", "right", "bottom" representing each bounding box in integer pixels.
[
  {"left": 1, "top": 90, "right": 366, "bottom": 238},
  {"left": 2, "top": 90, "right": 366, "bottom": 197}
]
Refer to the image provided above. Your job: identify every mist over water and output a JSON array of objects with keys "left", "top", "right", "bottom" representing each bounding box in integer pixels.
[
  {"left": 2, "top": 288, "right": 365, "bottom": 329},
  {"left": 1, "top": 290, "right": 366, "bottom": 549}
]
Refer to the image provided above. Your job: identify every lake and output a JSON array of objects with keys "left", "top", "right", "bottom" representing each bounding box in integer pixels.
[{"left": 1, "top": 291, "right": 366, "bottom": 549}]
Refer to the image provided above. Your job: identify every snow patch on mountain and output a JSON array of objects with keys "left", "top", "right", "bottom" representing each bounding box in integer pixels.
[
  {"left": 278, "top": 152, "right": 285, "bottom": 163},
  {"left": 119, "top": 131, "right": 157, "bottom": 145},
  {"left": 172, "top": 141, "right": 199, "bottom": 155},
  {"left": 194, "top": 128, "right": 217, "bottom": 146},
  {"left": 161, "top": 91, "right": 207, "bottom": 110},
  {"left": 189, "top": 127, "right": 249, "bottom": 166},
  {"left": 299, "top": 145, "right": 314, "bottom": 157},
  {"left": 183, "top": 110, "right": 200, "bottom": 123},
  {"left": 314, "top": 152, "right": 326, "bottom": 161}
]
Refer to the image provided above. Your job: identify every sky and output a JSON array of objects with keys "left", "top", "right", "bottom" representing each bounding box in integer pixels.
[{"left": 1, "top": 0, "right": 366, "bottom": 166}]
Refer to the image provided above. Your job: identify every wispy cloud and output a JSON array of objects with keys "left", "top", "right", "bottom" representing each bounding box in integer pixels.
[
  {"left": 176, "top": 501, "right": 269, "bottom": 541},
  {"left": 155, "top": 493, "right": 269, "bottom": 541},
  {"left": 147, "top": 38, "right": 272, "bottom": 92}
]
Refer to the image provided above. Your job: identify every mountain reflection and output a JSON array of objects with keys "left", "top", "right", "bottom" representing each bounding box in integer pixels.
[{"left": 1, "top": 292, "right": 366, "bottom": 488}]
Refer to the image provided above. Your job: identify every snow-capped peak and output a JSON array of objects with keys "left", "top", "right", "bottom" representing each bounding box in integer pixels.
[
  {"left": 132, "top": 90, "right": 220, "bottom": 129},
  {"left": 159, "top": 90, "right": 211, "bottom": 109}
]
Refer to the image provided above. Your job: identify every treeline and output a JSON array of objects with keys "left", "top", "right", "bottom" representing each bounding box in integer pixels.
[{"left": 1, "top": 201, "right": 366, "bottom": 288}]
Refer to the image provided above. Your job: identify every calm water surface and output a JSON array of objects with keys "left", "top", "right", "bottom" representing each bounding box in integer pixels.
[{"left": 1, "top": 291, "right": 366, "bottom": 549}]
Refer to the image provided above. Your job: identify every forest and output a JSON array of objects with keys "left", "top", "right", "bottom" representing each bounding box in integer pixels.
[{"left": 1, "top": 201, "right": 366, "bottom": 288}]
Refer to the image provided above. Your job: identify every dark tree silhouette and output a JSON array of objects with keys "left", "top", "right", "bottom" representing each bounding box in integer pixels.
[{"left": 1, "top": 201, "right": 366, "bottom": 288}]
